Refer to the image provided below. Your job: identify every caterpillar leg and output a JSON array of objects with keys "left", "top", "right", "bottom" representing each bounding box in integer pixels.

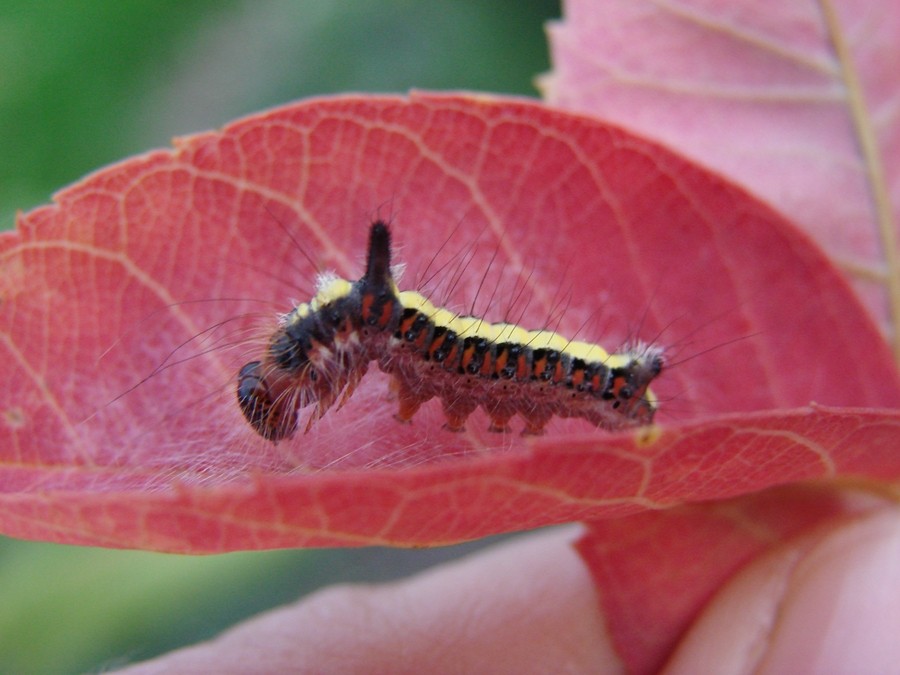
[
  {"left": 485, "top": 400, "right": 516, "bottom": 433},
  {"left": 304, "top": 367, "right": 350, "bottom": 433},
  {"left": 391, "top": 374, "right": 427, "bottom": 423},
  {"left": 442, "top": 397, "right": 478, "bottom": 433},
  {"left": 487, "top": 415, "right": 513, "bottom": 434},
  {"left": 520, "top": 410, "right": 552, "bottom": 436},
  {"left": 335, "top": 362, "right": 368, "bottom": 411},
  {"left": 516, "top": 398, "right": 553, "bottom": 436}
]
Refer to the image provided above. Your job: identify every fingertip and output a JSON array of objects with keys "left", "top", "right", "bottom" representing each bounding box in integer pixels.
[{"left": 666, "top": 507, "right": 900, "bottom": 674}]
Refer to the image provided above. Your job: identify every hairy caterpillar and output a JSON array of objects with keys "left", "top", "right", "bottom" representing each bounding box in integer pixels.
[{"left": 237, "top": 221, "right": 664, "bottom": 441}]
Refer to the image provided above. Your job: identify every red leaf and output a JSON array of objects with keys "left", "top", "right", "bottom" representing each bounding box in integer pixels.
[
  {"left": 544, "top": 0, "right": 900, "bottom": 342},
  {"left": 1, "top": 93, "right": 898, "bottom": 552}
]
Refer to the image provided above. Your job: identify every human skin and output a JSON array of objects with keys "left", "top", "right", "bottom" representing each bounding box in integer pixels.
[{"left": 117, "top": 508, "right": 900, "bottom": 674}]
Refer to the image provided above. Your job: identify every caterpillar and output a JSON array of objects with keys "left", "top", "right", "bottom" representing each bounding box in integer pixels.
[{"left": 237, "top": 221, "right": 664, "bottom": 441}]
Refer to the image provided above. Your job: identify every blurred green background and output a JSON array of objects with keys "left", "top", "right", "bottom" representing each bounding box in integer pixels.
[{"left": 1, "top": 1, "right": 559, "bottom": 672}]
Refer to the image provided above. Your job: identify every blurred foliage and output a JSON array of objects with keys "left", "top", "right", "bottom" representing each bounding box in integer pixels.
[
  {"left": 0, "top": 0, "right": 558, "bottom": 672},
  {"left": 2, "top": 0, "right": 557, "bottom": 225}
]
